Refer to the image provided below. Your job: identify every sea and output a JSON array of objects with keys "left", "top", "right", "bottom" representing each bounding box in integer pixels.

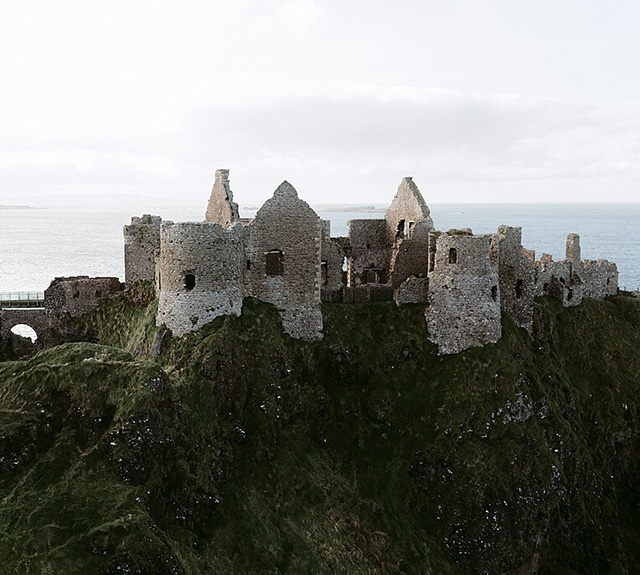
[{"left": 1, "top": 204, "right": 639, "bottom": 294}]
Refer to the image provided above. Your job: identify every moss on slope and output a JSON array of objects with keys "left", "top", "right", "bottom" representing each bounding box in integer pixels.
[{"left": 1, "top": 294, "right": 639, "bottom": 574}]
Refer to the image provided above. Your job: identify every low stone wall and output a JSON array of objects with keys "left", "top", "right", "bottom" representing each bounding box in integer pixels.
[{"left": 45, "top": 276, "right": 123, "bottom": 317}]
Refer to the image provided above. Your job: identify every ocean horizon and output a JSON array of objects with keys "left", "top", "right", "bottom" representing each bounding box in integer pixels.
[{"left": 1, "top": 203, "right": 639, "bottom": 293}]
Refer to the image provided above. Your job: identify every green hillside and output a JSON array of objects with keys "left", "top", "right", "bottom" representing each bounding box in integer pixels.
[{"left": 1, "top": 290, "right": 639, "bottom": 574}]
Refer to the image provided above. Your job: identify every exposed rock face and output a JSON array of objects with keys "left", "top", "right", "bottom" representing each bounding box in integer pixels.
[
  {"left": 205, "top": 168, "right": 240, "bottom": 228},
  {"left": 3, "top": 293, "right": 640, "bottom": 573}
]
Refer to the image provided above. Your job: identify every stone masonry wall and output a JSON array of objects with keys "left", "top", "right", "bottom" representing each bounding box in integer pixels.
[
  {"left": 388, "top": 220, "right": 431, "bottom": 289},
  {"left": 245, "top": 181, "right": 323, "bottom": 341},
  {"left": 124, "top": 215, "right": 162, "bottom": 285},
  {"left": 497, "top": 226, "right": 535, "bottom": 331},
  {"left": 532, "top": 234, "right": 617, "bottom": 305},
  {"left": 581, "top": 260, "right": 618, "bottom": 298},
  {"left": 320, "top": 220, "right": 346, "bottom": 302},
  {"left": 426, "top": 232, "right": 501, "bottom": 355},
  {"left": 44, "top": 276, "right": 123, "bottom": 317},
  {"left": 205, "top": 169, "right": 240, "bottom": 228},
  {"left": 384, "top": 177, "right": 434, "bottom": 246},
  {"left": 395, "top": 277, "right": 429, "bottom": 305},
  {"left": 156, "top": 222, "right": 245, "bottom": 336},
  {"left": 347, "top": 219, "right": 388, "bottom": 286}
]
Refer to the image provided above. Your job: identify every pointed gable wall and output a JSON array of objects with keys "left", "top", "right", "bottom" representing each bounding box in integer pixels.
[
  {"left": 385, "top": 177, "right": 434, "bottom": 287},
  {"left": 245, "top": 181, "right": 323, "bottom": 340},
  {"left": 384, "top": 177, "right": 434, "bottom": 244}
]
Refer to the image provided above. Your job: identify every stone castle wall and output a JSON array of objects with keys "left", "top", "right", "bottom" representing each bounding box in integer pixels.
[
  {"left": 205, "top": 168, "right": 240, "bottom": 227},
  {"left": 244, "top": 181, "right": 323, "bottom": 341},
  {"left": 123, "top": 214, "right": 162, "bottom": 284},
  {"left": 581, "top": 260, "right": 618, "bottom": 298},
  {"left": 425, "top": 232, "right": 502, "bottom": 355},
  {"left": 45, "top": 276, "right": 123, "bottom": 317},
  {"left": 384, "top": 176, "right": 434, "bottom": 247},
  {"left": 388, "top": 220, "right": 431, "bottom": 289},
  {"left": 498, "top": 226, "right": 535, "bottom": 331},
  {"left": 156, "top": 221, "right": 245, "bottom": 337},
  {"left": 320, "top": 220, "right": 346, "bottom": 302},
  {"left": 120, "top": 169, "right": 620, "bottom": 354},
  {"left": 347, "top": 219, "right": 388, "bottom": 286}
]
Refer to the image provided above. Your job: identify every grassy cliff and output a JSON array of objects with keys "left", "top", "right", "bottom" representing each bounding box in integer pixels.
[{"left": 1, "top": 292, "right": 639, "bottom": 574}]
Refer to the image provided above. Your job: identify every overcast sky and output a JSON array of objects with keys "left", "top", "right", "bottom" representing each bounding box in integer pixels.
[{"left": 1, "top": 0, "right": 639, "bottom": 208}]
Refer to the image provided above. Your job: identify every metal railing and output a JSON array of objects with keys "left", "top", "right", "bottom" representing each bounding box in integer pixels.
[{"left": 0, "top": 292, "right": 45, "bottom": 309}]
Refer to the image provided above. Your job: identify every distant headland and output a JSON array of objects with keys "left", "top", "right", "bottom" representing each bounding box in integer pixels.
[{"left": 0, "top": 205, "right": 43, "bottom": 210}]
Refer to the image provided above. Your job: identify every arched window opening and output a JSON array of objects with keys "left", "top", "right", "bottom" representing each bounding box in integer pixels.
[
  {"left": 491, "top": 286, "right": 498, "bottom": 302},
  {"left": 515, "top": 279, "right": 524, "bottom": 299},
  {"left": 184, "top": 273, "right": 196, "bottom": 290},
  {"left": 10, "top": 324, "right": 38, "bottom": 343},
  {"left": 266, "top": 250, "right": 283, "bottom": 276},
  {"left": 449, "top": 248, "right": 458, "bottom": 264}
]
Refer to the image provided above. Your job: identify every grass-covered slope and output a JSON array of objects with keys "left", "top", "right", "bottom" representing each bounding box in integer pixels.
[{"left": 1, "top": 293, "right": 639, "bottom": 574}]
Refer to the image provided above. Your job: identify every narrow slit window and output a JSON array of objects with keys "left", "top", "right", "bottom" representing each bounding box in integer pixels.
[
  {"left": 321, "top": 261, "right": 328, "bottom": 286},
  {"left": 396, "top": 219, "right": 405, "bottom": 238},
  {"left": 449, "top": 248, "right": 458, "bottom": 264},
  {"left": 491, "top": 285, "right": 498, "bottom": 301},
  {"left": 515, "top": 279, "right": 524, "bottom": 298},
  {"left": 490, "top": 240, "right": 498, "bottom": 261}
]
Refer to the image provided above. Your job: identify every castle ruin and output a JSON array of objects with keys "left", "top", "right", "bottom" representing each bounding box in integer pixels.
[{"left": 124, "top": 169, "right": 619, "bottom": 354}]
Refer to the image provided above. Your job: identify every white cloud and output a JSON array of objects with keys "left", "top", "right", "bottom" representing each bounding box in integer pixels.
[{"left": 1, "top": 1, "right": 639, "bottom": 207}]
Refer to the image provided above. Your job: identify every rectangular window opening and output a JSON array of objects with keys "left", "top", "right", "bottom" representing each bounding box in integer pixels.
[{"left": 265, "top": 250, "right": 284, "bottom": 276}]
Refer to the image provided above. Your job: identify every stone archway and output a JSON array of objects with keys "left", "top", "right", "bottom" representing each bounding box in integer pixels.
[
  {"left": 0, "top": 309, "right": 50, "bottom": 344},
  {"left": 9, "top": 324, "right": 38, "bottom": 342}
]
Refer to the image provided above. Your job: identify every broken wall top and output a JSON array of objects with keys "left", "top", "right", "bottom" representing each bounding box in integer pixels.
[{"left": 205, "top": 168, "right": 240, "bottom": 228}]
